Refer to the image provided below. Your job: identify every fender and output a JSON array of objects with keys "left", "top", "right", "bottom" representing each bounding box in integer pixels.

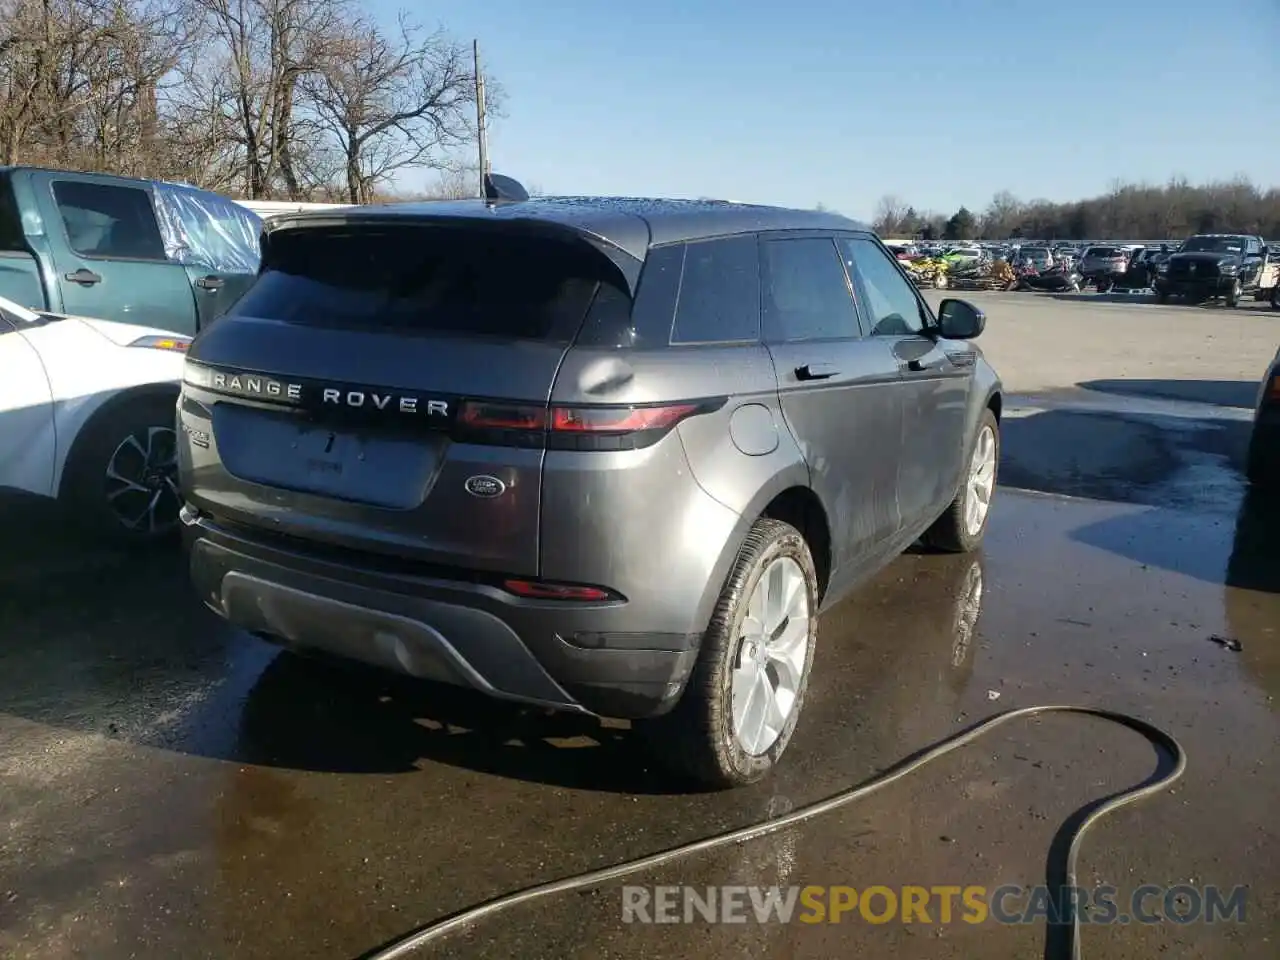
[
  {"left": 55, "top": 383, "right": 181, "bottom": 497},
  {"left": 688, "top": 458, "right": 814, "bottom": 635}
]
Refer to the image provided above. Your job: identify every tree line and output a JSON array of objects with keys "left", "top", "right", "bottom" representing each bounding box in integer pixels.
[
  {"left": 873, "top": 179, "right": 1280, "bottom": 242},
  {"left": 0, "top": 0, "right": 490, "bottom": 202}
]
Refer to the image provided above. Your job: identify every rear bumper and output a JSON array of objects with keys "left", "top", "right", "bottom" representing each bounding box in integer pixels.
[{"left": 182, "top": 507, "right": 700, "bottom": 718}]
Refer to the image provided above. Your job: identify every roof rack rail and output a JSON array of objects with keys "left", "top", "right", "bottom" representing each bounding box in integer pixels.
[{"left": 483, "top": 172, "right": 529, "bottom": 204}]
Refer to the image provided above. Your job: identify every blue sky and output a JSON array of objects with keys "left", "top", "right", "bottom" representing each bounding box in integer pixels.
[{"left": 373, "top": 0, "right": 1280, "bottom": 220}]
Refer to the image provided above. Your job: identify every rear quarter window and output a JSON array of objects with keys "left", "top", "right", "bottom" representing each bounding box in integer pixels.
[
  {"left": 670, "top": 236, "right": 760, "bottom": 344},
  {"left": 236, "top": 225, "right": 622, "bottom": 342}
]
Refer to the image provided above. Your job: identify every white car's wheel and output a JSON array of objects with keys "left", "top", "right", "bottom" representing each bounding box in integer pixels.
[{"left": 62, "top": 394, "right": 182, "bottom": 542}]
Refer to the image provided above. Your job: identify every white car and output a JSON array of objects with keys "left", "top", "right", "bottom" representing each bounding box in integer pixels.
[{"left": 0, "top": 295, "right": 189, "bottom": 539}]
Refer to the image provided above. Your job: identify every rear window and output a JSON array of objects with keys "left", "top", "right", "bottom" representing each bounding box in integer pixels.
[
  {"left": 234, "top": 224, "right": 625, "bottom": 342},
  {"left": 1086, "top": 247, "right": 1120, "bottom": 257}
]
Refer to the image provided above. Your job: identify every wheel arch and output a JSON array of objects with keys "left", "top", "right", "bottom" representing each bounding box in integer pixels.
[
  {"left": 55, "top": 383, "right": 181, "bottom": 498},
  {"left": 692, "top": 463, "right": 833, "bottom": 634}
]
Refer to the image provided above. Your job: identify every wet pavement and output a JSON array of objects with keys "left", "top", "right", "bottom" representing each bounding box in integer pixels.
[{"left": 2, "top": 382, "right": 1279, "bottom": 959}]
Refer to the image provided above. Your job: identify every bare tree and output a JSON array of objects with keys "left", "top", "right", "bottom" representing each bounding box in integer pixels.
[
  {"left": 301, "top": 15, "right": 477, "bottom": 203},
  {"left": 191, "top": 0, "right": 343, "bottom": 198},
  {"left": 872, "top": 194, "right": 907, "bottom": 234}
]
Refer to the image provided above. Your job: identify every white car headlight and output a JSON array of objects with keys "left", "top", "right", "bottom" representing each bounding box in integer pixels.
[{"left": 1219, "top": 262, "right": 1239, "bottom": 275}]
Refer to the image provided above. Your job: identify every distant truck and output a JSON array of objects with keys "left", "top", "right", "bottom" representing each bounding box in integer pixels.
[
  {"left": 0, "top": 167, "right": 263, "bottom": 336},
  {"left": 1153, "top": 234, "right": 1278, "bottom": 307}
]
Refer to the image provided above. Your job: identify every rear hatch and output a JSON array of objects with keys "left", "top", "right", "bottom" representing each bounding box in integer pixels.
[{"left": 182, "top": 218, "right": 637, "bottom": 575}]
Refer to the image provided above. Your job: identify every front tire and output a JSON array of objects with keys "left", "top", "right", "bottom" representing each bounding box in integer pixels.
[
  {"left": 61, "top": 394, "right": 182, "bottom": 543},
  {"left": 924, "top": 409, "right": 999, "bottom": 553},
  {"left": 643, "top": 518, "right": 818, "bottom": 788},
  {"left": 1225, "top": 280, "right": 1242, "bottom": 308}
]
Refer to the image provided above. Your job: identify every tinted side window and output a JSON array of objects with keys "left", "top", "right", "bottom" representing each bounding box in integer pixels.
[
  {"left": 0, "top": 175, "right": 25, "bottom": 252},
  {"left": 52, "top": 181, "right": 167, "bottom": 261},
  {"left": 576, "top": 242, "right": 680, "bottom": 349},
  {"left": 671, "top": 236, "right": 760, "bottom": 343},
  {"left": 840, "top": 236, "right": 926, "bottom": 336},
  {"left": 761, "top": 237, "right": 858, "bottom": 342}
]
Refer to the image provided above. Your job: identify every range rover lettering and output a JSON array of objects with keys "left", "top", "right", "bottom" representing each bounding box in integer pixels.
[{"left": 177, "top": 176, "right": 1003, "bottom": 787}]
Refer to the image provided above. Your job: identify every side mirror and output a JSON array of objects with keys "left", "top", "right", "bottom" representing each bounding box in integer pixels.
[{"left": 937, "top": 298, "right": 985, "bottom": 340}]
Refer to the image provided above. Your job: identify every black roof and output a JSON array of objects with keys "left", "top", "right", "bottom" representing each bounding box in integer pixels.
[{"left": 268, "top": 196, "right": 870, "bottom": 261}]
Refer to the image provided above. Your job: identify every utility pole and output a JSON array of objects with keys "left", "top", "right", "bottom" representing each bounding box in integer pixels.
[{"left": 473, "top": 39, "right": 489, "bottom": 198}]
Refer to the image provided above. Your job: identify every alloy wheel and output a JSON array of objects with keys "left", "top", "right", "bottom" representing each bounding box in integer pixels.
[
  {"left": 731, "top": 556, "right": 810, "bottom": 756},
  {"left": 104, "top": 426, "right": 181, "bottom": 534},
  {"left": 964, "top": 425, "right": 997, "bottom": 536}
]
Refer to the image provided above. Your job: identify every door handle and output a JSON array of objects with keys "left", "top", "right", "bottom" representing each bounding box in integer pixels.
[
  {"left": 795, "top": 363, "right": 838, "bottom": 381},
  {"left": 64, "top": 268, "right": 101, "bottom": 285},
  {"left": 904, "top": 352, "right": 948, "bottom": 373},
  {"left": 195, "top": 275, "right": 224, "bottom": 291}
]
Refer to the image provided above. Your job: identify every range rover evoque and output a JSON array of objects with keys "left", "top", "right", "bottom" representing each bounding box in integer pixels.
[{"left": 177, "top": 176, "right": 1003, "bottom": 787}]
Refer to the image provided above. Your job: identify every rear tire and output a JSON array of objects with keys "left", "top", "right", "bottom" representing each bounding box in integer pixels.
[
  {"left": 642, "top": 518, "right": 818, "bottom": 788},
  {"left": 924, "top": 409, "right": 999, "bottom": 554},
  {"left": 1271, "top": 286, "right": 1280, "bottom": 310},
  {"left": 61, "top": 394, "right": 182, "bottom": 544}
]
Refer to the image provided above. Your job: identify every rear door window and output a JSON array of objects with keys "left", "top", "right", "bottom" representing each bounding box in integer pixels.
[
  {"left": 236, "top": 225, "right": 623, "bottom": 342},
  {"left": 761, "top": 237, "right": 859, "bottom": 342},
  {"left": 51, "top": 180, "right": 167, "bottom": 261},
  {"left": 670, "top": 236, "right": 760, "bottom": 344}
]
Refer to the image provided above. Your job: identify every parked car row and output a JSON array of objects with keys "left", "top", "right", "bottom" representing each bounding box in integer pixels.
[{"left": 890, "top": 233, "right": 1280, "bottom": 307}]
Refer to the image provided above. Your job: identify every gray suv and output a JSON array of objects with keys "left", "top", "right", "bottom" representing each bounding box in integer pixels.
[{"left": 177, "top": 183, "right": 1003, "bottom": 787}]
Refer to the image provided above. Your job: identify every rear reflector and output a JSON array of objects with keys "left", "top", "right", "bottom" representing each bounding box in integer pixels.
[{"left": 502, "top": 579, "right": 619, "bottom": 602}]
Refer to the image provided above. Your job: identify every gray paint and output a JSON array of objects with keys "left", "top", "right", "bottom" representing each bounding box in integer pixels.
[{"left": 179, "top": 201, "right": 1001, "bottom": 719}]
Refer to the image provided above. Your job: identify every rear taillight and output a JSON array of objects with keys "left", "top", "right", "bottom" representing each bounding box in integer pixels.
[
  {"left": 1268, "top": 375, "right": 1280, "bottom": 402},
  {"left": 456, "top": 399, "right": 718, "bottom": 450},
  {"left": 502, "top": 579, "right": 621, "bottom": 602},
  {"left": 460, "top": 401, "right": 546, "bottom": 430},
  {"left": 551, "top": 404, "right": 699, "bottom": 433}
]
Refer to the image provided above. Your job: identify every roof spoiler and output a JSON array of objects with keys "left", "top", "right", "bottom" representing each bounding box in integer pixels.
[{"left": 483, "top": 172, "right": 529, "bottom": 204}]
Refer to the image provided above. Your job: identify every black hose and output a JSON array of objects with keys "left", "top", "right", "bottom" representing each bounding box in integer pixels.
[{"left": 359, "top": 705, "right": 1187, "bottom": 960}]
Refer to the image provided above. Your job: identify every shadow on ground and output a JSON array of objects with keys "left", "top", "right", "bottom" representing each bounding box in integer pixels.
[
  {"left": 999, "top": 406, "right": 1250, "bottom": 506},
  {"left": 1078, "top": 378, "right": 1259, "bottom": 409}
]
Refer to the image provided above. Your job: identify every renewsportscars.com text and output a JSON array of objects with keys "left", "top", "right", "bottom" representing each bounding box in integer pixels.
[{"left": 621, "top": 884, "right": 1248, "bottom": 926}]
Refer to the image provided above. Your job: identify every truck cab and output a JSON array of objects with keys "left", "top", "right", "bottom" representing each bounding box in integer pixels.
[{"left": 0, "top": 167, "right": 261, "bottom": 335}]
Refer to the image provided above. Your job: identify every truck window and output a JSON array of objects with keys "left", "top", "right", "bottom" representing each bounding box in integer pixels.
[
  {"left": 51, "top": 181, "right": 167, "bottom": 261},
  {"left": 0, "top": 175, "right": 24, "bottom": 251}
]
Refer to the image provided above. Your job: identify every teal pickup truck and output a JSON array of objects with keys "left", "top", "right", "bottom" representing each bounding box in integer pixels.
[{"left": 0, "top": 167, "right": 262, "bottom": 335}]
